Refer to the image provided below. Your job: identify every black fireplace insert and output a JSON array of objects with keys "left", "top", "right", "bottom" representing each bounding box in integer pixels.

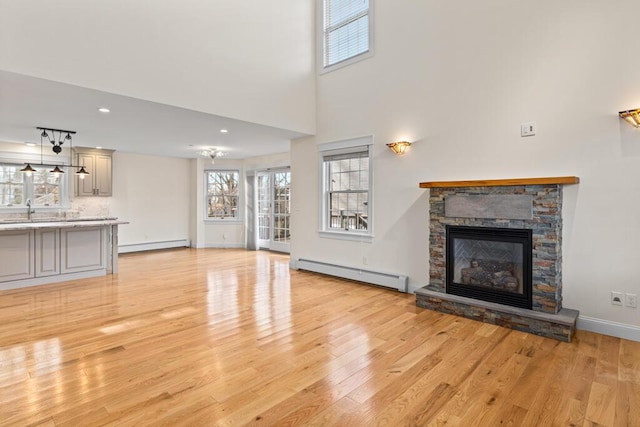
[{"left": 446, "top": 225, "right": 532, "bottom": 309}]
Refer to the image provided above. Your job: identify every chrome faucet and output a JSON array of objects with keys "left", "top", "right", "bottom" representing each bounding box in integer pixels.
[{"left": 26, "top": 198, "right": 35, "bottom": 221}]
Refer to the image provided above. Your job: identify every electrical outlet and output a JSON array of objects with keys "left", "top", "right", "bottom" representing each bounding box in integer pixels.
[
  {"left": 611, "top": 291, "right": 623, "bottom": 306},
  {"left": 625, "top": 293, "right": 637, "bottom": 308},
  {"left": 521, "top": 122, "right": 536, "bottom": 137}
]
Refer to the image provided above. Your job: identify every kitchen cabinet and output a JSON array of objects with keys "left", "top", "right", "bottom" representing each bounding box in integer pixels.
[
  {"left": 60, "top": 226, "right": 106, "bottom": 273},
  {"left": 74, "top": 147, "right": 114, "bottom": 196},
  {"left": 35, "top": 228, "right": 60, "bottom": 277},
  {"left": 0, "top": 219, "right": 126, "bottom": 290},
  {"left": 0, "top": 230, "right": 34, "bottom": 282}
]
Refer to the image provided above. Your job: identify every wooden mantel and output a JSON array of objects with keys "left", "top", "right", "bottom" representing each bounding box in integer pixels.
[{"left": 419, "top": 176, "right": 579, "bottom": 188}]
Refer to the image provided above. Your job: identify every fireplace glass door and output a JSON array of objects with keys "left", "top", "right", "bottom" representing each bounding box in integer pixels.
[{"left": 446, "top": 226, "right": 532, "bottom": 309}]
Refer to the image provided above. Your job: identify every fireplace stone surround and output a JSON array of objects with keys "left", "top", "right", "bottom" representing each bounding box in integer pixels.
[{"left": 415, "top": 177, "right": 579, "bottom": 342}]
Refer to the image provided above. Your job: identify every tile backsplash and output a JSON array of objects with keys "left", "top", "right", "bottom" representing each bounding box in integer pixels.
[
  {"left": 0, "top": 197, "right": 112, "bottom": 221},
  {"left": 67, "top": 197, "right": 112, "bottom": 218}
]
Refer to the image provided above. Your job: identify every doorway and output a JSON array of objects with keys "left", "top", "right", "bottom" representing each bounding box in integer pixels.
[{"left": 257, "top": 169, "right": 290, "bottom": 253}]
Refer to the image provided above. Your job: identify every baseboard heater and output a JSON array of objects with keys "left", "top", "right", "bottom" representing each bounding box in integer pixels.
[
  {"left": 295, "top": 258, "right": 408, "bottom": 292},
  {"left": 118, "top": 239, "right": 191, "bottom": 254}
]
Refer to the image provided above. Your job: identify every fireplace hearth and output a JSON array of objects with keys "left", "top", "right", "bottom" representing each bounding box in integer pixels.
[{"left": 415, "top": 177, "right": 580, "bottom": 342}]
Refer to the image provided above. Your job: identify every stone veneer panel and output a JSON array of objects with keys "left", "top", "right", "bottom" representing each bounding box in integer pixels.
[{"left": 428, "top": 185, "right": 563, "bottom": 314}]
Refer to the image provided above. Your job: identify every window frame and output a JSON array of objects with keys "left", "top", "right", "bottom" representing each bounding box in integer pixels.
[
  {"left": 0, "top": 154, "right": 69, "bottom": 211},
  {"left": 319, "top": 0, "right": 375, "bottom": 74},
  {"left": 318, "top": 136, "right": 374, "bottom": 241},
  {"left": 204, "top": 169, "right": 242, "bottom": 222}
]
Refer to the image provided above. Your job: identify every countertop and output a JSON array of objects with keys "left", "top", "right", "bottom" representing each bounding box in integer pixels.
[{"left": 0, "top": 218, "right": 129, "bottom": 231}]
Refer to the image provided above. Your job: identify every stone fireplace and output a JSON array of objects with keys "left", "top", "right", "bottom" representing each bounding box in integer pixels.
[{"left": 415, "top": 177, "right": 579, "bottom": 342}]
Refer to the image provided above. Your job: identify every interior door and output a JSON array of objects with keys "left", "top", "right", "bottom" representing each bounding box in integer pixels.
[{"left": 257, "top": 169, "right": 290, "bottom": 253}]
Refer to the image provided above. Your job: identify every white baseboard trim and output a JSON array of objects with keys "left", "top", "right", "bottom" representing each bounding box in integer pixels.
[
  {"left": 577, "top": 316, "right": 640, "bottom": 342},
  {"left": 204, "top": 243, "right": 245, "bottom": 249},
  {"left": 118, "top": 239, "right": 191, "bottom": 254}
]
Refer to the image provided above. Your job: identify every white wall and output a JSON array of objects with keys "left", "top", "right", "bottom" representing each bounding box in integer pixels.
[
  {"left": 110, "top": 152, "right": 192, "bottom": 247},
  {"left": 291, "top": 1, "right": 640, "bottom": 333},
  {"left": 0, "top": 0, "right": 316, "bottom": 135}
]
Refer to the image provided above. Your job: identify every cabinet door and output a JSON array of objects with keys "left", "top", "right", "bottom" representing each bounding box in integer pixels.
[
  {"left": 35, "top": 229, "right": 60, "bottom": 277},
  {"left": 0, "top": 230, "right": 35, "bottom": 282},
  {"left": 60, "top": 227, "right": 106, "bottom": 273},
  {"left": 77, "top": 153, "right": 96, "bottom": 196},
  {"left": 95, "top": 154, "right": 112, "bottom": 196}
]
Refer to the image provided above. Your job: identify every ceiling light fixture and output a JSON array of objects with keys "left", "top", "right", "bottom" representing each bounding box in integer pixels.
[
  {"left": 19, "top": 127, "right": 90, "bottom": 177},
  {"left": 38, "top": 127, "right": 75, "bottom": 154},
  {"left": 76, "top": 166, "right": 90, "bottom": 179},
  {"left": 98, "top": 107, "right": 110, "bottom": 113},
  {"left": 619, "top": 109, "right": 640, "bottom": 128},
  {"left": 20, "top": 163, "right": 36, "bottom": 176},
  {"left": 386, "top": 141, "right": 412, "bottom": 155},
  {"left": 201, "top": 148, "right": 225, "bottom": 164},
  {"left": 50, "top": 165, "right": 64, "bottom": 175},
  {"left": 220, "top": 129, "right": 228, "bottom": 133}
]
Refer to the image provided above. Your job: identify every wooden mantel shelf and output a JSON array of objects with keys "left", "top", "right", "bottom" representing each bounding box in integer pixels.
[{"left": 419, "top": 176, "right": 579, "bottom": 188}]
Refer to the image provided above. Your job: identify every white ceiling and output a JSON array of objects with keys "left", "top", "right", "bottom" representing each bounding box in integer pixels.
[{"left": 0, "top": 70, "right": 309, "bottom": 159}]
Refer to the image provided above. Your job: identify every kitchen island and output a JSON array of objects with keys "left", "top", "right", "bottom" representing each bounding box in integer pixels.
[{"left": 0, "top": 218, "right": 128, "bottom": 291}]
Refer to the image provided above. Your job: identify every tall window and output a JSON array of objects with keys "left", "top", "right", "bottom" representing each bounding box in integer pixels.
[
  {"left": 0, "top": 164, "right": 63, "bottom": 207},
  {"left": 320, "top": 136, "right": 373, "bottom": 239},
  {"left": 206, "top": 170, "right": 239, "bottom": 220},
  {"left": 323, "top": 0, "right": 372, "bottom": 70},
  {"left": 0, "top": 165, "right": 24, "bottom": 206}
]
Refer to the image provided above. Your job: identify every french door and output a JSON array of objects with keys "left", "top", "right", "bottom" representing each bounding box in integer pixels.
[{"left": 257, "top": 169, "right": 290, "bottom": 253}]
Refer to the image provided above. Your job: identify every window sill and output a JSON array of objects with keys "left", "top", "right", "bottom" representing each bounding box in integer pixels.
[
  {"left": 204, "top": 218, "right": 242, "bottom": 224},
  {"left": 0, "top": 205, "right": 67, "bottom": 212},
  {"left": 319, "top": 50, "right": 374, "bottom": 75},
  {"left": 319, "top": 230, "right": 373, "bottom": 243}
]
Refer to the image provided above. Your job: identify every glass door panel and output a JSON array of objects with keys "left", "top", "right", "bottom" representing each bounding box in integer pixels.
[{"left": 256, "top": 169, "right": 290, "bottom": 253}]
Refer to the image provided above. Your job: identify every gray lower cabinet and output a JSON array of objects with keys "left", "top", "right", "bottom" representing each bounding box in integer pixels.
[
  {"left": 0, "top": 226, "right": 107, "bottom": 284},
  {"left": 0, "top": 230, "right": 34, "bottom": 282},
  {"left": 35, "top": 228, "right": 60, "bottom": 277},
  {"left": 60, "top": 227, "right": 106, "bottom": 273}
]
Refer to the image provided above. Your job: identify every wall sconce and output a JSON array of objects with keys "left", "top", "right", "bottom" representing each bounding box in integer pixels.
[
  {"left": 619, "top": 109, "right": 640, "bottom": 128},
  {"left": 386, "top": 141, "right": 412, "bottom": 155}
]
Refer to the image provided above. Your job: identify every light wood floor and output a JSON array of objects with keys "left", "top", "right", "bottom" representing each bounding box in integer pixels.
[{"left": 0, "top": 248, "right": 638, "bottom": 426}]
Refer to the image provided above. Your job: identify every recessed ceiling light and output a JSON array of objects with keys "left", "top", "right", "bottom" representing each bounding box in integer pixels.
[
  {"left": 98, "top": 107, "right": 110, "bottom": 113},
  {"left": 25, "top": 142, "right": 37, "bottom": 147},
  {"left": 220, "top": 129, "right": 228, "bottom": 133}
]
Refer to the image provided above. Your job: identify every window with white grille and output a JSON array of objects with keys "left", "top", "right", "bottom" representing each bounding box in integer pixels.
[
  {"left": 0, "top": 164, "right": 64, "bottom": 208},
  {"left": 205, "top": 170, "right": 240, "bottom": 220},
  {"left": 319, "top": 136, "right": 373, "bottom": 240}
]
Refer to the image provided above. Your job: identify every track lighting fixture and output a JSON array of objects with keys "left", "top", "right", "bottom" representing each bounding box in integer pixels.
[{"left": 18, "top": 127, "right": 90, "bottom": 177}]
